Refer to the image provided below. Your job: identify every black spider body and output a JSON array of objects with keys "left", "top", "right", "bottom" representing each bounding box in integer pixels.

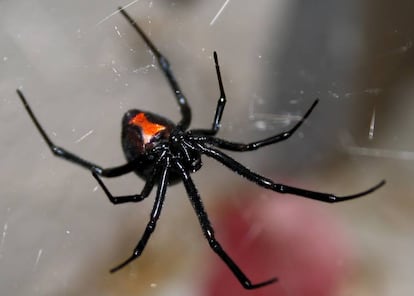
[
  {"left": 121, "top": 109, "right": 202, "bottom": 184},
  {"left": 16, "top": 6, "right": 385, "bottom": 290}
]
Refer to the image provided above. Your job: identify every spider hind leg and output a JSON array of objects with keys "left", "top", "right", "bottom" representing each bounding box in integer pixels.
[
  {"left": 16, "top": 89, "right": 136, "bottom": 177},
  {"left": 118, "top": 6, "right": 191, "bottom": 130}
]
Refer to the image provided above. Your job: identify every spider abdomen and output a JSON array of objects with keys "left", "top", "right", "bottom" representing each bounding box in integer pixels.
[
  {"left": 121, "top": 109, "right": 202, "bottom": 184},
  {"left": 121, "top": 109, "right": 174, "bottom": 156},
  {"left": 121, "top": 109, "right": 204, "bottom": 185}
]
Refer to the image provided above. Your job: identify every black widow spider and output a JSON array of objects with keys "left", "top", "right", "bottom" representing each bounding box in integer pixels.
[{"left": 16, "top": 6, "right": 385, "bottom": 290}]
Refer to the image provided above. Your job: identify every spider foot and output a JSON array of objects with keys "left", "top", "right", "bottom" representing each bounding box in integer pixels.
[
  {"left": 243, "top": 277, "right": 278, "bottom": 290},
  {"left": 110, "top": 255, "right": 137, "bottom": 273},
  {"left": 328, "top": 179, "right": 386, "bottom": 202}
]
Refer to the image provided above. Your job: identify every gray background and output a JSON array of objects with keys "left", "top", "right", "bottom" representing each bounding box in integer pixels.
[{"left": 1, "top": 0, "right": 413, "bottom": 295}]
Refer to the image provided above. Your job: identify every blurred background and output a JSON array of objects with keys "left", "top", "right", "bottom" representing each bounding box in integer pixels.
[{"left": 0, "top": 0, "right": 413, "bottom": 295}]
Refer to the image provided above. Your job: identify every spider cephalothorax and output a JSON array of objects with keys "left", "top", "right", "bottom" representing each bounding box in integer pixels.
[{"left": 16, "top": 6, "right": 385, "bottom": 290}]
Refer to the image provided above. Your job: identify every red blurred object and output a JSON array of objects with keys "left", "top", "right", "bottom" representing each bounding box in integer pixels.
[{"left": 203, "top": 186, "right": 353, "bottom": 296}]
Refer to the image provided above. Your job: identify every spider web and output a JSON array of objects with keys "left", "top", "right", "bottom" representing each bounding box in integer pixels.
[{"left": 0, "top": 0, "right": 413, "bottom": 295}]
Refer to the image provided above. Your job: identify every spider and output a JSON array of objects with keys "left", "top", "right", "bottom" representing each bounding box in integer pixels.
[{"left": 16, "top": 6, "right": 385, "bottom": 290}]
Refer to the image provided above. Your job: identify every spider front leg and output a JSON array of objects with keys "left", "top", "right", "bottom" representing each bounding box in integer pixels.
[
  {"left": 110, "top": 158, "right": 170, "bottom": 273},
  {"left": 191, "top": 52, "right": 227, "bottom": 136},
  {"left": 16, "top": 89, "right": 135, "bottom": 177},
  {"left": 196, "top": 143, "right": 385, "bottom": 203},
  {"left": 173, "top": 159, "right": 277, "bottom": 289},
  {"left": 193, "top": 99, "right": 319, "bottom": 151}
]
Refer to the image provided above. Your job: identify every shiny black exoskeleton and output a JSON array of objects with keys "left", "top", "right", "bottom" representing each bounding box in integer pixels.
[{"left": 16, "top": 6, "right": 385, "bottom": 290}]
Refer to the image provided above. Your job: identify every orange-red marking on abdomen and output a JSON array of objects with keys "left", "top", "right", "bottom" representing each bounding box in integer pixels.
[{"left": 129, "top": 113, "right": 166, "bottom": 136}]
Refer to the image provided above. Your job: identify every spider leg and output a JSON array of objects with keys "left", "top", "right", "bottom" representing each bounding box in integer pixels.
[
  {"left": 173, "top": 159, "right": 277, "bottom": 290},
  {"left": 118, "top": 7, "right": 191, "bottom": 130},
  {"left": 92, "top": 171, "right": 155, "bottom": 204},
  {"left": 110, "top": 157, "right": 170, "bottom": 273},
  {"left": 191, "top": 51, "right": 226, "bottom": 136},
  {"left": 16, "top": 89, "right": 135, "bottom": 177},
  {"left": 92, "top": 153, "right": 167, "bottom": 204},
  {"left": 196, "top": 143, "right": 385, "bottom": 203},
  {"left": 192, "top": 99, "right": 319, "bottom": 151}
]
